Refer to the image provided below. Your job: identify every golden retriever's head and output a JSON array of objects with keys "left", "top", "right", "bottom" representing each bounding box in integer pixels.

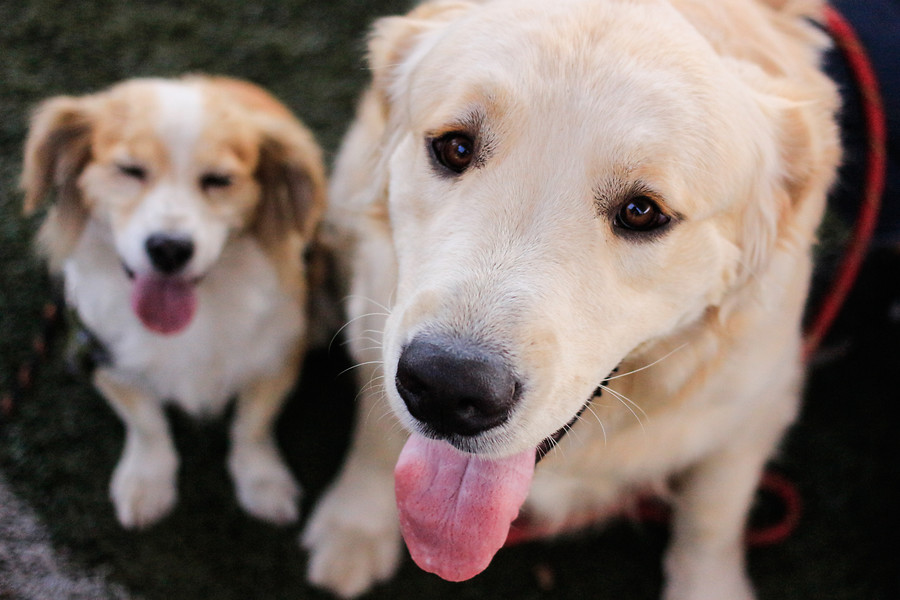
[
  {"left": 366, "top": 0, "right": 839, "bottom": 456},
  {"left": 22, "top": 76, "right": 324, "bottom": 332}
]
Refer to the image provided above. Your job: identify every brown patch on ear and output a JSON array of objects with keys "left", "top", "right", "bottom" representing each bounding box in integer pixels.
[
  {"left": 367, "top": 1, "right": 474, "bottom": 118},
  {"left": 21, "top": 95, "right": 95, "bottom": 269},
  {"left": 252, "top": 115, "right": 326, "bottom": 261}
]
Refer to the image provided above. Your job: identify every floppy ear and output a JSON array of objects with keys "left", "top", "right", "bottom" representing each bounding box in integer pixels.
[
  {"left": 21, "top": 95, "right": 95, "bottom": 268},
  {"left": 717, "top": 0, "right": 840, "bottom": 282},
  {"left": 367, "top": 1, "right": 475, "bottom": 118},
  {"left": 252, "top": 115, "right": 326, "bottom": 249},
  {"left": 735, "top": 75, "right": 841, "bottom": 281}
]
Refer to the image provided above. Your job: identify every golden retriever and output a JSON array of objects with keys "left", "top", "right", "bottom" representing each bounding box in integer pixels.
[
  {"left": 22, "top": 76, "right": 325, "bottom": 529},
  {"left": 302, "top": 0, "right": 841, "bottom": 598}
]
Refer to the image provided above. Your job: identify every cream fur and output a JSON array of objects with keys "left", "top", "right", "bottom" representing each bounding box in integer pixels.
[{"left": 303, "top": 0, "right": 840, "bottom": 598}]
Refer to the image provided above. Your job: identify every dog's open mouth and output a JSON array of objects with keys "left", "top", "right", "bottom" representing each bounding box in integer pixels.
[
  {"left": 123, "top": 264, "right": 198, "bottom": 335},
  {"left": 394, "top": 388, "right": 601, "bottom": 582}
]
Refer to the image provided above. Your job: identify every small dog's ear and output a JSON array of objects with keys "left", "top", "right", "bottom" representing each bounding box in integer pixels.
[
  {"left": 367, "top": 1, "right": 474, "bottom": 116},
  {"left": 253, "top": 115, "right": 326, "bottom": 248},
  {"left": 21, "top": 95, "right": 95, "bottom": 267},
  {"left": 22, "top": 96, "right": 93, "bottom": 214}
]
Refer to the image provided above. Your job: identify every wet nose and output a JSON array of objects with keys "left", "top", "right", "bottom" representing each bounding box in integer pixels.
[
  {"left": 395, "top": 334, "right": 521, "bottom": 437},
  {"left": 145, "top": 233, "right": 194, "bottom": 274}
]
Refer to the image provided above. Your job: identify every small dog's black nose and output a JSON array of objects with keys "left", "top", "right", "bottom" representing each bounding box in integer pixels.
[
  {"left": 396, "top": 334, "right": 520, "bottom": 437},
  {"left": 145, "top": 234, "right": 194, "bottom": 274}
]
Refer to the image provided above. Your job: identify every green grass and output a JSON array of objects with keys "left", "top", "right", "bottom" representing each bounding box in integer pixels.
[{"left": 0, "top": 1, "right": 896, "bottom": 599}]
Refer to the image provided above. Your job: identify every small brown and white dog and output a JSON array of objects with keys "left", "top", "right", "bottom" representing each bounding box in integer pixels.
[
  {"left": 302, "top": 0, "right": 840, "bottom": 598},
  {"left": 21, "top": 76, "right": 325, "bottom": 529}
]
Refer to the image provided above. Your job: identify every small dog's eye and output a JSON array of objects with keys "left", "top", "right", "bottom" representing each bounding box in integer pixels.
[
  {"left": 200, "top": 173, "right": 232, "bottom": 190},
  {"left": 614, "top": 196, "right": 671, "bottom": 232},
  {"left": 117, "top": 163, "right": 147, "bottom": 181},
  {"left": 431, "top": 132, "right": 475, "bottom": 174}
]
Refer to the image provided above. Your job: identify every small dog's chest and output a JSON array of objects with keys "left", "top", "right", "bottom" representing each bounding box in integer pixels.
[{"left": 64, "top": 224, "right": 304, "bottom": 414}]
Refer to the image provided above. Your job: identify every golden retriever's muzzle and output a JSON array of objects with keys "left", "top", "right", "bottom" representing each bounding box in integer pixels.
[{"left": 395, "top": 334, "right": 521, "bottom": 438}]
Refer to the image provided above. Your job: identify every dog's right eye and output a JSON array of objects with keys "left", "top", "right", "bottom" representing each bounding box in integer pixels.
[
  {"left": 430, "top": 132, "right": 475, "bottom": 174},
  {"left": 116, "top": 163, "right": 147, "bottom": 181},
  {"left": 614, "top": 195, "right": 671, "bottom": 233}
]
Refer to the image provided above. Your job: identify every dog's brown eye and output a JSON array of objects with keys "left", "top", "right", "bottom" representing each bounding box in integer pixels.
[
  {"left": 117, "top": 163, "right": 147, "bottom": 181},
  {"left": 431, "top": 132, "right": 475, "bottom": 174},
  {"left": 615, "top": 196, "right": 670, "bottom": 232},
  {"left": 200, "top": 173, "right": 232, "bottom": 191}
]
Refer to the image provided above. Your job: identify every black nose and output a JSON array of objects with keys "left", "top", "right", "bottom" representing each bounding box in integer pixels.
[
  {"left": 145, "top": 234, "right": 194, "bottom": 274},
  {"left": 395, "top": 334, "right": 520, "bottom": 437}
]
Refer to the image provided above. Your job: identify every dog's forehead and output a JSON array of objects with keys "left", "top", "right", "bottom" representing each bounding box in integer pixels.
[
  {"left": 93, "top": 80, "right": 258, "bottom": 170},
  {"left": 405, "top": 0, "right": 767, "bottom": 217},
  {"left": 411, "top": 0, "right": 719, "bottom": 112}
]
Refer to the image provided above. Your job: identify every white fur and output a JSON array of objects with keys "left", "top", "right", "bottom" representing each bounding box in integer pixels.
[{"left": 65, "top": 219, "right": 303, "bottom": 415}]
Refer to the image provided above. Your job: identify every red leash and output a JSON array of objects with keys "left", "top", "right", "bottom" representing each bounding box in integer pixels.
[
  {"left": 508, "top": 5, "right": 887, "bottom": 549},
  {"left": 803, "top": 5, "right": 887, "bottom": 358}
]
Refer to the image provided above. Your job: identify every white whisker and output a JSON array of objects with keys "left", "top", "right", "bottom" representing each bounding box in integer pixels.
[
  {"left": 336, "top": 359, "right": 384, "bottom": 379},
  {"left": 603, "top": 343, "right": 688, "bottom": 381},
  {"left": 342, "top": 337, "right": 383, "bottom": 349},
  {"left": 342, "top": 294, "right": 392, "bottom": 314},
  {"left": 583, "top": 402, "right": 608, "bottom": 445},
  {"left": 328, "top": 311, "right": 390, "bottom": 353},
  {"left": 603, "top": 385, "right": 647, "bottom": 432}
]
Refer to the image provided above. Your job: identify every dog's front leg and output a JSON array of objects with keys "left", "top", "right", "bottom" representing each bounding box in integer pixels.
[
  {"left": 94, "top": 368, "right": 178, "bottom": 529},
  {"left": 663, "top": 429, "right": 782, "bottom": 600},
  {"left": 229, "top": 351, "right": 302, "bottom": 525},
  {"left": 302, "top": 228, "right": 405, "bottom": 598},
  {"left": 301, "top": 372, "right": 406, "bottom": 599}
]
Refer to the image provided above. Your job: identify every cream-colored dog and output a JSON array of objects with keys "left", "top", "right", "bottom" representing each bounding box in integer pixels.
[
  {"left": 303, "top": 0, "right": 841, "bottom": 598},
  {"left": 22, "top": 76, "right": 325, "bottom": 529}
]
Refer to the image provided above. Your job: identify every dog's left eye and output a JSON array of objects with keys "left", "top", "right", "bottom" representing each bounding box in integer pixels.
[
  {"left": 117, "top": 163, "right": 147, "bottom": 181},
  {"left": 430, "top": 132, "right": 475, "bottom": 174},
  {"left": 200, "top": 173, "right": 232, "bottom": 190},
  {"left": 614, "top": 196, "right": 671, "bottom": 232}
]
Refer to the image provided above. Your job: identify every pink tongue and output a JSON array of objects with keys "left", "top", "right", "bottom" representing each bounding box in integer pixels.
[
  {"left": 130, "top": 274, "right": 197, "bottom": 335},
  {"left": 395, "top": 433, "right": 535, "bottom": 582}
]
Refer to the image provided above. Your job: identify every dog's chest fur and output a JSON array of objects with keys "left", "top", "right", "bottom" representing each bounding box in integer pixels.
[{"left": 63, "top": 220, "right": 304, "bottom": 415}]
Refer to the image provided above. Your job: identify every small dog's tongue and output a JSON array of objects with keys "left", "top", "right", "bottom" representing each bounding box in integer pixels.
[
  {"left": 395, "top": 433, "right": 535, "bottom": 582},
  {"left": 130, "top": 274, "right": 197, "bottom": 335}
]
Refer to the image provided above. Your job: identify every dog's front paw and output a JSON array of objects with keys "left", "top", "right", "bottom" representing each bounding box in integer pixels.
[
  {"left": 111, "top": 443, "right": 178, "bottom": 529},
  {"left": 663, "top": 543, "right": 755, "bottom": 600},
  {"left": 229, "top": 442, "right": 301, "bottom": 525},
  {"left": 301, "top": 468, "right": 402, "bottom": 598}
]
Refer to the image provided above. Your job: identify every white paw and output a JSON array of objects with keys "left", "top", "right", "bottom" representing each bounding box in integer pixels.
[
  {"left": 229, "top": 442, "right": 301, "bottom": 525},
  {"left": 663, "top": 544, "right": 755, "bottom": 600},
  {"left": 110, "top": 443, "right": 178, "bottom": 529},
  {"left": 301, "top": 467, "right": 402, "bottom": 598}
]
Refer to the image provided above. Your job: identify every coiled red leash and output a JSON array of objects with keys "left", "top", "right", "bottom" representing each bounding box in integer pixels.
[{"left": 804, "top": 5, "right": 887, "bottom": 359}]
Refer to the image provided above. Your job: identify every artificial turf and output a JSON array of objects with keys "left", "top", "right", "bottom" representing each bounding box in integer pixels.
[{"left": 0, "top": 1, "right": 897, "bottom": 598}]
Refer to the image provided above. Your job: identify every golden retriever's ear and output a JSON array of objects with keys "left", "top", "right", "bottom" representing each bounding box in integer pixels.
[
  {"left": 734, "top": 71, "right": 840, "bottom": 281},
  {"left": 253, "top": 116, "right": 326, "bottom": 249},
  {"left": 367, "top": 1, "right": 474, "bottom": 116},
  {"left": 21, "top": 95, "right": 95, "bottom": 267}
]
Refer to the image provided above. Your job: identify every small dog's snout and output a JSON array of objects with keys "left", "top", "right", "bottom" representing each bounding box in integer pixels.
[
  {"left": 145, "top": 233, "right": 194, "bottom": 274},
  {"left": 396, "top": 335, "right": 520, "bottom": 437}
]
